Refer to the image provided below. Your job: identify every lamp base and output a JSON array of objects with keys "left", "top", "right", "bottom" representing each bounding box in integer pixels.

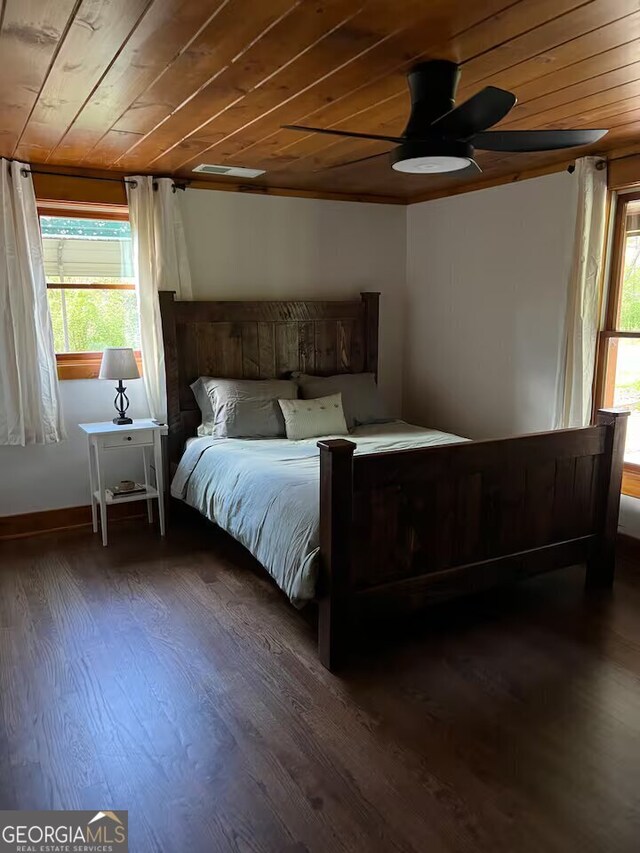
[{"left": 112, "top": 379, "right": 133, "bottom": 425}]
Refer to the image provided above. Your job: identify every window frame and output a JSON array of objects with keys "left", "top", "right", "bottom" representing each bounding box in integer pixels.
[
  {"left": 594, "top": 189, "right": 640, "bottom": 498},
  {"left": 39, "top": 202, "right": 142, "bottom": 380}
]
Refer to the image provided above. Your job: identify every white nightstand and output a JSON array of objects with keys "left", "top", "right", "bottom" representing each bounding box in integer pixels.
[{"left": 79, "top": 419, "right": 167, "bottom": 546}]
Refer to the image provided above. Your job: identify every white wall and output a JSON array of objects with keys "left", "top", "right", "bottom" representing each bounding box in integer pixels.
[
  {"left": 404, "top": 171, "right": 640, "bottom": 535},
  {"left": 0, "top": 190, "right": 406, "bottom": 516},
  {"left": 0, "top": 379, "right": 149, "bottom": 516},
  {"left": 404, "top": 171, "right": 579, "bottom": 439},
  {"left": 5, "top": 174, "right": 639, "bottom": 538},
  {"left": 179, "top": 189, "right": 407, "bottom": 414}
]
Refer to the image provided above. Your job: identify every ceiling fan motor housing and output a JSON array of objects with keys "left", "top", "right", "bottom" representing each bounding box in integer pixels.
[{"left": 404, "top": 60, "right": 461, "bottom": 135}]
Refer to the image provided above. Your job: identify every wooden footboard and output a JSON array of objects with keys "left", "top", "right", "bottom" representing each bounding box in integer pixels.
[{"left": 317, "top": 409, "right": 628, "bottom": 671}]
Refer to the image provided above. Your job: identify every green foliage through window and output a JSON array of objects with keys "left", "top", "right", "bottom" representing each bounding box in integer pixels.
[
  {"left": 47, "top": 289, "right": 140, "bottom": 353},
  {"left": 42, "top": 214, "right": 139, "bottom": 354},
  {"left": 619, "top": 233, "right": 640, "bottom": 332}
]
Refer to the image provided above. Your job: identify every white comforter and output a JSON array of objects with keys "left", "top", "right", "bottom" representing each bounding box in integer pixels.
[{"left": 171, "top": 421, "right": 466, "bottom": 606}]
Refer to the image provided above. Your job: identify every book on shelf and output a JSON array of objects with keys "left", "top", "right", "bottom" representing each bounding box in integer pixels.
[{"left": 107, "top": 482, "right": 148, "bottom": 499}]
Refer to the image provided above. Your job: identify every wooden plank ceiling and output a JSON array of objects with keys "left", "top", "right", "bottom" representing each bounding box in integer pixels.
[{"left": 3, "top": 0, "right": 640, "bottom": 203}]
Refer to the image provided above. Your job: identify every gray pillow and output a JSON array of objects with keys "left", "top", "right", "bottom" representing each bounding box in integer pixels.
[
  {"left": 294, "top": 372, "right": 391, "bottom": 429},
  {"left": 191, "top": 377, "right": 298, "bottom": 438},
  {"left": 190, "top": 377, "right": 215, "bottom": 424}
]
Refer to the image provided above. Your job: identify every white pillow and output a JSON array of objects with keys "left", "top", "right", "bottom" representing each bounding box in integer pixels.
[{"left": 278, "top": 393, "right": 348, "bottom": 441}]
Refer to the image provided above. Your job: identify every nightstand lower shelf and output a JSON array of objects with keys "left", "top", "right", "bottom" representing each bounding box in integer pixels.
[{"left": 93, "top": 488, "right": 159, "bottom": 505}]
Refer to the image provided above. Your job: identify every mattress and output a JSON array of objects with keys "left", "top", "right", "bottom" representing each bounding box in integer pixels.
[{"left": 171, "top": 421, "right": 466, "bottom": 606}]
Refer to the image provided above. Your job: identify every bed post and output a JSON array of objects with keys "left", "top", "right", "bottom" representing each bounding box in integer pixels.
[
  {"left": 586, "top": 408, "right": 629, "bottom": 589},
  {"left": 361, "top": 292, "right": 380, "bottom": 378},
  {"left": 317, "top": 438, "right": 356, "bottom": 671}
]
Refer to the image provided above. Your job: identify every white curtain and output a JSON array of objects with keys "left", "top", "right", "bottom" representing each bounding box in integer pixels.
[
  {"left": 0, "top": 159, "right": 65, "bottom": 445},
  {"left": 126, "top": 177, "right": 192, "bottom": 421},
  {"left": 555, "top": 157, "right": 608, "bottom": 429}
]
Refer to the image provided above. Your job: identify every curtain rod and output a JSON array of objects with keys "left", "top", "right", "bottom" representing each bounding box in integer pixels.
[{"left": 18, "top": 167, "right": 189, "bottom": 192}]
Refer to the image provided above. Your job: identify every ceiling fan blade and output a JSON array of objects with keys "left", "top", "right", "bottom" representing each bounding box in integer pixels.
[
  {"left": 282, "top": 124, "right": 405, "bottom": 144},
  {"left": 473, "top": 128, "right": 607, "bottom": 152},
  {"left": 321, "top": 152, "right": 390, "bottom": 171},
  {"left": 428, "top": 87, "right": 516, "bottom": 139}
]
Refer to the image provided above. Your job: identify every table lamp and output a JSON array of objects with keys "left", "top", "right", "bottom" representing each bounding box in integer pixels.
[{"left": 99, "top": 347, "right": 140, "bottom": 425}]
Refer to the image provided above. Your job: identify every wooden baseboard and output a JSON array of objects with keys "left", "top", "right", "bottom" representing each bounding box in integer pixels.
[
  {"left": 0, "top": 502, "right": 145, "bottom": 540},
  {"left": 3, "top": 506, "right": 636, "bottom": 551}
]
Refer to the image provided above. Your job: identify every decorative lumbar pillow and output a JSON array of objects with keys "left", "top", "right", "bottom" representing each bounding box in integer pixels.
[
  {"left": 278, "top": 393, "right": 349, "bottom": 441},
  {"left": 294, "top": 372, "right": 391, "bottom": 429},
  {"left": 193, "top": 377, "right": 298, "bottom": 438}
]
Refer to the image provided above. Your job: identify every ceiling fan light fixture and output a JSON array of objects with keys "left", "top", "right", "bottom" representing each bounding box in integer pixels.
[
  {"left": 392, "top": 155, "right": 471, "bottom": 174},
  {"left": 390, "top": 139, "right": 474, "bottom": 175}
]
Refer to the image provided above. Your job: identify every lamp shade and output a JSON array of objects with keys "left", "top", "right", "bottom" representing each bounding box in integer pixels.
[{"left": 99, "top": 347, "right": 140, "bottom": 380}]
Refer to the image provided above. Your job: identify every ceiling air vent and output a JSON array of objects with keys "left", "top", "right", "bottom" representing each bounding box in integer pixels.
[{"left": 192, "top": 164, "right": 265, "bottom": 178}]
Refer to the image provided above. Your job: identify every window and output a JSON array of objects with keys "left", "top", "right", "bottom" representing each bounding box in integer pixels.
[
  {"left": 596, "top": 191, "right": 640, "bottom": 497},
  {"left": 39, "top": 203, "right": 141, "bottom": 379}
]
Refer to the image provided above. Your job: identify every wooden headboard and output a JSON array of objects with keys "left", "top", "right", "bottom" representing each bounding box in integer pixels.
[{"left": 159, "top": 291, "right": 380, "bottom": 466}]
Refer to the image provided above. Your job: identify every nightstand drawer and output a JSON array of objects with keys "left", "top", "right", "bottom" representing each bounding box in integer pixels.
[{"left": 101, "top": 429, "right": 154, "bottom": 448}]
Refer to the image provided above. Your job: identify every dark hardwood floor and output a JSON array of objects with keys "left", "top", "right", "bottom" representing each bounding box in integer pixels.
[{"left": 0, "top": 519, "right": 639, "bottom": 853}]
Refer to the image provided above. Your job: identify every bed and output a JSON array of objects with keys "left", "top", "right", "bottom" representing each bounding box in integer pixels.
[
  {"left": 171, "top": 422, "right": 467, "bottom": 606},
  {"left": 160, "top": 291, "right": 628, "bottom": 671}
]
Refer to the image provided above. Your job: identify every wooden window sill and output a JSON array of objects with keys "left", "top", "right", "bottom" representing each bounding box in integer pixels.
[{"left": 56, "top": 351, "right": 142, "bottom": 380}]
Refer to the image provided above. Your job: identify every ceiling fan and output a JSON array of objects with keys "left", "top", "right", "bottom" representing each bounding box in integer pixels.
[{"left": 283, "top": 60, "right": 607, "bottom": 175}]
